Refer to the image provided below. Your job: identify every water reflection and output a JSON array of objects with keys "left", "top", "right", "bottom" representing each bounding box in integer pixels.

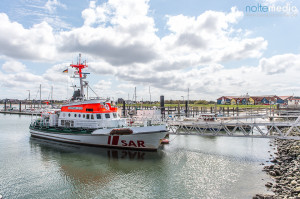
[
  {"left": 29, "top": 137, "right": 164, "bottom": 192},
  {"left": 30, "top": 137, "right": 163, "bottom": 159}
]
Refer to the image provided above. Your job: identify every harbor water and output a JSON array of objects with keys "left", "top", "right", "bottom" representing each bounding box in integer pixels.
[{"left": 0, "top": 114, "right": 274, "bottom": 199}]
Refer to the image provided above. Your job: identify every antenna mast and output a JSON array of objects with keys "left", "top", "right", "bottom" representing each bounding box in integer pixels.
[{"left": 70, "top": 53, "right": 88, "bottom": 100}]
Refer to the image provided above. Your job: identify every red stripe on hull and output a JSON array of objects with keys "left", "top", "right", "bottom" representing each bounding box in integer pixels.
[{"left": 112, "top": 136, "right": 119, "bottom": 145}]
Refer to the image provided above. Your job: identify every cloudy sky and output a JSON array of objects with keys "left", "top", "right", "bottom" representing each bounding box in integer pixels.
[{"left": 0, "top": 0, "right": 299, "bottom": 101}]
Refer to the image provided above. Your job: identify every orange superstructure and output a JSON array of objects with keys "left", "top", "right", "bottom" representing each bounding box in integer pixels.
[{"left": 61, "top": 102, "right": 117, "bottom": 113}]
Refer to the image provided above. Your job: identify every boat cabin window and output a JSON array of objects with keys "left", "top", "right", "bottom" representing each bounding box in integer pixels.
[
  {"left": 74, "top": 114, "right": 77, "bottom": 117},
  {"left": 105, "top": 113, "right": 110, "bottom": 119},
  {"left": 78, "top": 114, "right": 81, "bottom": 118},
  {"left": 91, "top": 114, "right": 94, "bottom": 119},
  {"left": 96, "top": 114, "right": 101, "bottom": 119},
  {"left": 86, "top": 108, "right": 93, "bottom": 112},
  {"left": 83, "top": 114, "right": 85, "bottom": 118},
  {"left": 86, "top": 114, "right": 90, "bottom": 119},
  {"left": 68, "top": 113, "right": 71, "bottom": 117},
  {"left": 113, "top": 113, "right": 117, "bottom": 118}
]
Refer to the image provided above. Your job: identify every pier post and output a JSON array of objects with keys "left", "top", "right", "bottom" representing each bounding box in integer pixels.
[
  {"left": 160, "top": 95, "right": 165, "bottom": 119},
  {"left": 123, "top": 101, "right": 126, "bottom": 117},
  {"left": 10, "top": 101, "right": 12, "bottom": 108},
  {"left": 4, "top": 100, "right": 6, "bottom": 111},
  {"left": 214, "top": 104, "right": 217, "bottom": 114},
  {"left": 192, "top": 107, "right": 194, "bottom": 117},
  {"left": 19, "top": 101, "right": 22, "bottom": 112},
  {"left": 185, "top": 101, "right": 188, "bottom": 117}
]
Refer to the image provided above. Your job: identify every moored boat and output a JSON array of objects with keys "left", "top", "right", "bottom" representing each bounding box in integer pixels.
[{"left": 29, "top": 54, "right": 168, "bottom": 151}]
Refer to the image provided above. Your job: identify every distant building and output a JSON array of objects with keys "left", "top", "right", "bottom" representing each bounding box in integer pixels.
[
  {"left": 125, "top": 100, "right": 133, "bottom": 104},
  {"left": 217, "top": 96, "right": 234, "bottom": 105},
  {"left": 218, "top": 95, "right": 292, "bottom": 105},
  {"left": 288, "top": 97, "right": 300, "bottom": 106},
  {"left": 240, "top": 98, "right": 249, "bottom": 105},
  {"left": 278, "top": 96, "right": 292, "bottom": 104},
  {"left": 117, "top": 98, "right": 124, "bottom": 104}
]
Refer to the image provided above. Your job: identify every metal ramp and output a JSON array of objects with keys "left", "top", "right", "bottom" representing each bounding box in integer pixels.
[{"left": 167, "top": 116, "right": 300, "bottom": 138}]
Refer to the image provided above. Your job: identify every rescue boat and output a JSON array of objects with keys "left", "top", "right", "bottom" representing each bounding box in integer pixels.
[{"left": 29, "top": 54, "right": 168, "bottom": 151}]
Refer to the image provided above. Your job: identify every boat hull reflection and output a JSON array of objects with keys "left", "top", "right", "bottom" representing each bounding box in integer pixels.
[{"left": 30, "top": 137, "right": 164, "bottom": 161}]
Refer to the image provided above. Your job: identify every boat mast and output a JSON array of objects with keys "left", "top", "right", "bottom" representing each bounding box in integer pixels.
[{"left": 70, "top": 53, "right": 88, "bottom": 100}]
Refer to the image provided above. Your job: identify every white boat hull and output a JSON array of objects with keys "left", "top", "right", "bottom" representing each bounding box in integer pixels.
[{"left": 30, "top": 127, "right": 168, "bottom": 151}]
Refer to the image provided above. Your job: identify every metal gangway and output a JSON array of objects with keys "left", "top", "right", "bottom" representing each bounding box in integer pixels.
[{"left": 167, "top": 115, "right": 300, "bottom": 139}]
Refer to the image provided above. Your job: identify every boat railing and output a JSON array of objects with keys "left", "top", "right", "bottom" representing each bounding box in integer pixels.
[
  {"left": 30, "top": 115, "right": 59, "bottom": 128},
  {"left": 130, "top": 115, "right": 166, "bottom": 126}
]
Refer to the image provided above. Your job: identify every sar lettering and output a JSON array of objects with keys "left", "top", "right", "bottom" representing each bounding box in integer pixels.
[{"left": 120, "top": 140, "right": 145, "bottom": 147}]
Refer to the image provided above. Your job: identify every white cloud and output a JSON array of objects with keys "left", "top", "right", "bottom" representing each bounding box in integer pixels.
[
  {"left": 4, "top": 0, "right": 298, "bottom": 100},
  {"left": 117, "top": 83, "right": 136, "bottom": 89},
  {"left": 81, "top": 1, "right": 110, "bottom": 26},
  {"left": 89, "top": 61, "right": 116, "bottom": 75},
  {"left": 92, "top": 80, "right": 113, "bottom": 98},
  {"left": 0, "top": 70, "right": 44, "bottom": 89},
  {"left": 43, "top": 62, "right": 72, "bottom": 82},
  {"left": 0, "top": 13, "right": 57, "bottom": 61},
  {"left": 94, "top": 80, "right": 112, "bottom": 91},
  {"left": 2, "top": 60, "right": 26, "bottom": 73},
  {"left": 1, "top": 52, "right": 300, "bottom": 101},
  {"left": 0, "top": 2, "right": 266, "bottom": 68},
  {"left": 259, "top": 53, "right": 300, "bottom": 75},
  {"left": 45, "top": 0, "right": 66, "bottom": 13},
  {"left": 159, "top": 7, "right": 267, "bottom": 70}
]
